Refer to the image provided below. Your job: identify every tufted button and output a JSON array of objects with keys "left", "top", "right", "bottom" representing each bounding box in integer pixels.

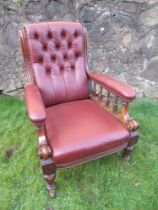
[
  {"left": 71, "top": 63, "right": 75, "bottom": 70},
  {"left": 63, "top": 53, "right": 68, "bottom": 61},
  {"left": 47, "top": 31, "right": 52, "bottom": 39},
  {"left": 75, "top": 51, "right": 80, "bottom": 59},
  {"left": 34, "top": 32, "right": 39, "bottom": 40},
  {"left": 60, "top": 64, "right": 64, "bottom": 71},
  {"left": 68, "top": 41, "right": 72, "bottom": 49},
  {"left": 74, "top": 30, "right": 80, "bottom": 38},
  {"left": 43, "top": 44, "right": 47, "bottom": 51},
  {"left": 45, "top": 66, "right": 51, "bottom": 74},
  {"left": 61, "top": 29, "right": 66, "bottom": 38},
  {"left": 38, "top": 56, "right": 43, "bottom": 63},
  {"left": 55, "top": 43, "right": 60, "bottom": 50},
  {"left": 51, "top": 55, "right": 56, "bottom": 62}
]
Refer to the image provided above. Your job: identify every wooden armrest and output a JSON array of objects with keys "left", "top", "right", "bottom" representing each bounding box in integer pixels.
[
  {"left": 88, "top": 72, "right": 136, "bottom": 101},
  {"left": 25, "top": 84, "right": 46, "bottom": 124},
  {"left": 87, "top": 72, "right": 139, "bottom": 131}
]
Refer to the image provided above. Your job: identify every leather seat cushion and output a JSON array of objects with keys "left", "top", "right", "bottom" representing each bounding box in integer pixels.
[{"left": 45, "top": 99, "right": 130, "bottom": 167}]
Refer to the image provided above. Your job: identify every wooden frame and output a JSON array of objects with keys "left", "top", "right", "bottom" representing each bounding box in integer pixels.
[
  {"left": 33, "top": 79, "right": 139, "bottom": 198},
  {"left": 88, "top": 79, "right": 139, "bottom": 161},
  {"left": 36, "top": 124, "right": 56, "bottom": 198},
  {"left": 19, "top": 25, "right": 139, "bottom": 199}
]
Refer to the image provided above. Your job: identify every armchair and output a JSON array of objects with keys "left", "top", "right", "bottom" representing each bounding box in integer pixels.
[{"left": 19, "top": 22, "right": 139, "bottom": 198}]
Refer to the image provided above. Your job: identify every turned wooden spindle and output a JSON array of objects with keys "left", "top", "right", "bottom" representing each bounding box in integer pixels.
[
  {"left": 120, "top": 101, "right": 129, "bottom": 123},
  {"left": 93, "top": 81, "right": 97, "bottom": 96},
  {"left": 104, "top": 90, "right": 110, "bottom": 107},
  {"left": 112, "top": 97, "right": 118, "bottom": 113},
  {"left": 98, "top": 86, "right": 103, "bottom": 101}
]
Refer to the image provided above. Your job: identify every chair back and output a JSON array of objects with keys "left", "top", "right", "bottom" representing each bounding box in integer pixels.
[{"left": 19, "top": 22, "right": 89, "bottom": 106}]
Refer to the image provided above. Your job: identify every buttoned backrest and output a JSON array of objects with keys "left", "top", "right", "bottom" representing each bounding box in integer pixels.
[{"left": 20, "top": 22, "right": 89, "bottom": 107}]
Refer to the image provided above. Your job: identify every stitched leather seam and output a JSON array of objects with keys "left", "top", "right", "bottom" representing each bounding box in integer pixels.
[{"left": 56, "top": 142, "right": 128, "bottom": 169}]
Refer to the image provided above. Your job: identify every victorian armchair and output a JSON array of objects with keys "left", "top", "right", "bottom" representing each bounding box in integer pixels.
[{"left": 19, "top": 22, "right": 139, "bottom": 198}]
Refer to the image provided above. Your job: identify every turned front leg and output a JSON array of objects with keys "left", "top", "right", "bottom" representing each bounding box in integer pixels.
[
  {"left": 123, "top": 131, "right": 139, "bottom": 161},
  {"left": 40, "top": 158, "right": 56, "bottom": 198},
  {"left": 37, "top": 125, "right": 56, "bottom": 198}
]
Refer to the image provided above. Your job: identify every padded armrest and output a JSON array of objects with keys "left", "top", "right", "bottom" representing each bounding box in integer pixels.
[
  {"left": 88, "top": 72, "right": 136, "bottom": 101},
  {"left": 25, "top": 84, "right": 46, "bottom": 124}
]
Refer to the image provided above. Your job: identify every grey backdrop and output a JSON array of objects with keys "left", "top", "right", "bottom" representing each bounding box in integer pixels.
[{"left": 1, "top": 0, "right": 158, "bottom": 98}]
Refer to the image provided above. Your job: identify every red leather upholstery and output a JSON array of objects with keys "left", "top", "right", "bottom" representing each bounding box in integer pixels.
[
  {"left": 20, "top": 21, "right": 137, "bottom": 167},
  {"left": 25, "top": 84, "right": 46, "bottom": 124},
  {"left": 19, "top": 22, "right": 139, "bottom": 197},
  {"left": 24, "top": 22, "right": 89, "bottom": 107},
  {"left": 88, "top": 72, "right": 136, "bottom": 101},
  {"left": 45, "top": 99, "right": 130, "bottom": 166}
]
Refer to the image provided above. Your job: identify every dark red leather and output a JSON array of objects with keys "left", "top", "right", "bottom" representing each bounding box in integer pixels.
[
  {"left": 24, "top": 22, "right": 89, "bottom": 107},
  {"left": 25, "top": 84, "right": 46, "bottom": 123},
  {"left": 45, "top": 99, "right": 130, "bottom": 165},
  {"left": 88, "top": 72, "right": 136, "bottom": 101}
]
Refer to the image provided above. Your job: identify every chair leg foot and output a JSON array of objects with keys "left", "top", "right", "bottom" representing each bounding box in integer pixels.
[
  {"left": 40, "top": 158, "right": 56, "bottom": 199},
  {"left": 123, "top": 130, "right": 139, "bottom": 162},
  {"left": 48, "top": 186, "right": 56, "bottom": 198},
  {"left": 45, "top": 176, "right": 56, "bottom": 199},
  {"left": 123, "top": 145, "right": 134, "bottom": 162}
]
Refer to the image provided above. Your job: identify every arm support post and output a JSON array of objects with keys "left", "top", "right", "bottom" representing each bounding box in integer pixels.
[{"left": 25, "top": 84, "right": 56, "bottom": 198}]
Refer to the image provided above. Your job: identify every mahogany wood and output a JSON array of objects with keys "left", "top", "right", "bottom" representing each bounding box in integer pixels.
[
  {"left": 36, "top": 125, "right": 56, "bottom": 198},
  {"left": 19, "top": 22, "right": 139, "bottom": 199},
  {"left": 89, "top": 79, "right": 139, "bottom": 162},
  {"left": 89, "top": 80, "right": 139, "bottom": 132},
  {"left": 123, "top": 131, "right": 139, "bottom": 161}
]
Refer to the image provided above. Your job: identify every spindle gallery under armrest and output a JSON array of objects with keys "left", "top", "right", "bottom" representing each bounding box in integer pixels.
[{"left": 89, "top": 79, "right": 139, "bottom": 132}]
